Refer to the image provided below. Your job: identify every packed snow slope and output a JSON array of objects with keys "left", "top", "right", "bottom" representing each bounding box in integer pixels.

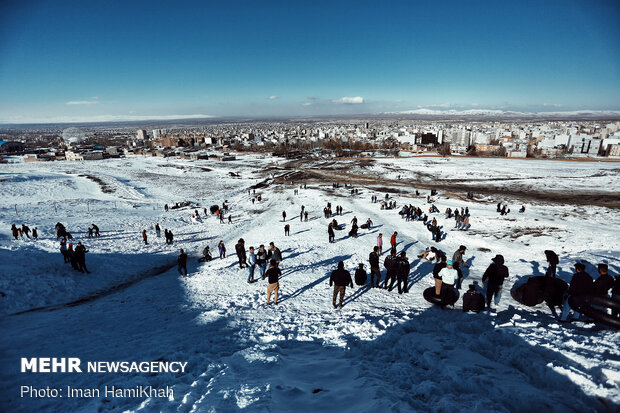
[{"left": 0, "top": 155, "right": 618, "bottom": 413}]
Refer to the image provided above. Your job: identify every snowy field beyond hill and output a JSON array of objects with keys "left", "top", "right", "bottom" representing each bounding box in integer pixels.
[{"left": 0, "top": 155, "right": 619, "bottom": 412}]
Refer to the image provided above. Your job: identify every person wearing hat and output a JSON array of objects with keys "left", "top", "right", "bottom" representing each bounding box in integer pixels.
[
  {"left": 560, "top": 262, "right": 593, "bottom": 322},
  {"left": 330, "top": 261, "right": 353, "bottom": 309},
  {"left": 452, "top": 245, "right": 469, "bottom": 289},
  {"left": 462, "top": 283, "right": 485, "bottom": 313},
  {"left": 235, "top": 239, "right": 247, "bottom": 268},
  {"left": 481, "top": 254, "right": 509, "bottom": 310},
  {"left": 265, "top": 259, "right": 281, "bottom": 305},
  {"left": 438, "top": 260, "right": 458, "bottom": 304},
  {"left": 383, "top": 249, "right": 398, "bottom": 289}
]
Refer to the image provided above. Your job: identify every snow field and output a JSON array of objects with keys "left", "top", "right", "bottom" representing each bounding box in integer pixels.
[{"left": 0, "top": 155, "right": 618, "bottom": 412}]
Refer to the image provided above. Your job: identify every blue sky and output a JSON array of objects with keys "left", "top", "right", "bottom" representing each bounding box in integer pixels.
[{"left": 0, "top": 0, "right": 619, "bottom": 123}]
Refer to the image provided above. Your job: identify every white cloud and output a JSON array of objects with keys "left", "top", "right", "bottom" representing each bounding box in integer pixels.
[
  {"left": 66, "top": 100, "right": 99, "bottom": 105},
  {"left": 268, "top": 96, "right": 279, "bottom": 100},
  {"left": 332, "top": 96, "right": 364, "bottom": 104}
]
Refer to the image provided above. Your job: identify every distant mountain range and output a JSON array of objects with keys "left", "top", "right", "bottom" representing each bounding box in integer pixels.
[{"left": 390, "top": 109, "right": 620, "bottom": 119}]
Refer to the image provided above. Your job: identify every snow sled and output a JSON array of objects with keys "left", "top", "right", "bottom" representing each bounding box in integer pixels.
[
  {"left": 423, "top": 286, "right": 459, "bottom": 306},
  {"left": 360, "top": 223, "right": 369, "bottom": 229},
  {"left": 568, "top": 295, "right": 620, "bottom": 329},
  {"left": 510, "top": 276, "right": 568, "bottom": 307},
  {"left": 209, "top": 205, "right": 220, "bottom": 214}
]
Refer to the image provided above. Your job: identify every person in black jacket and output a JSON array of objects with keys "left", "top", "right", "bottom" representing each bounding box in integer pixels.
[
  {"left": 235, "top": 239, "right": 247, "bottom": 268},
  {"left": 256, "top": 245, "right": 268, "bottom": 279},
  {"left": 355, "top": 263, "right": 367, "bottom": 286},
  {"left": 178, "top": 249, "right": 188, "bottom": 276},
  {"left": 611, "top": 268, "right": 620, "bottom": 317},
  {"left": 560, "top": 262, "right": 594, "bottom": 321},
  {"left": 433, "top": 256, "right": 447, "bottom": 295},
  {"left": 74, "top": 242, "right": 90, "bottom": 274},
  {"left": 368, "top": 246, "right": 381, "bottom": 287},
  {"left": 482, "top": 254, "right": 509, "bottom": 309},
  {"left": 328, "top": 223, "right": 335, "bottom": 243},
  {"left": 394, "top": 252, "right": 410, "bottom": 294},
  {"left": 330, "top": 261, "right": 353, "bottom": 308},
  {"left": 266, "top": 259, "right": 281, "bottom": 305},
  {"left": 592, "top": 263, "right": 614, "bottom": 297},
  {"left": 382, "top": 249, "right": 398, "bottom": 289},
  {"left": 462, "top": 284, "right": 485, "bottom": 313},
  {"left": 544, "top": 250, "right": 559, "bottom": 277}
]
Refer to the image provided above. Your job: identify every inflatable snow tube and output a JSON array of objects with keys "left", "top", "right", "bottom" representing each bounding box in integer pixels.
[
  {"left": 510, "top": 276, "right": 567, "bottom": 308},
  {"left": 209, "top": 205, "right": 219, "bottom": 214},
  {"left": 360, "top": 223, "right": 369, "bottom": 229},
  {"left": 568, "top": 295, "right": 620, "bottom": 329},
  {"left": 423, "top": 286, "right": 460, "bottom": 306}
]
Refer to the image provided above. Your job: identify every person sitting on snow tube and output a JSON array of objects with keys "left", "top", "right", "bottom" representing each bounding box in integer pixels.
[{"left": 462, "top": 283, "right": 485, "bottom": 313}]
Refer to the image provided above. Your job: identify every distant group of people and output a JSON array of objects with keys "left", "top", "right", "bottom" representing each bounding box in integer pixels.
[
  {"left": 10, "top": 224, "right": 37, "bottom": 240},
  {"left": 59, "top": 238, "right": 90, "bottom": 274}
]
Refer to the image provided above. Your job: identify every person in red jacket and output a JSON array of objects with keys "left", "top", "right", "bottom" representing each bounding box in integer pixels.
[
  {"left": 390, "top": 232, "right": 398, "bottom": 249},
  {"left": 142, "top": 229, "right": 148, "bottom": 245}
]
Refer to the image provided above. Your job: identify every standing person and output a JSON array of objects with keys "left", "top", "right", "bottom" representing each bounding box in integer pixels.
[
  {"left": 612, "top": 270, "right": 620, "bottom": 317},
  {"left": 560, "top": 263, "right": 594, "bottom": 322},
  {"left": 433, "top": 255, "right": 448, "bottom": 295},
  {"left": 60, "top": 239, "right": 69, "bottom": 263},
  {"left": 218, "top": 241, "right": 226, "bottom": 259},
  {"left": 32, "top": 227, "right": 38, "bottom": 240},
  {"left": 368, "top": 246, "right": 381, "bottom": 287},
  {"left": 304, "top": 211, "right": 308, "bottom": 222},
  {"left": 383, "top": 249, "right": 398, "bottom": 289},
  {"left": 74, "top": 242, "right": 90, "bottom": 274},
  {"left": 219, "top": 212, "right": 224, "bottom": 224},
  {"left": 256, "top": 245, "right": 268, "bottom": 279},
  {"left": 247, "top": 247, "right": 256, "bottom": 283},
  {"left": 282, "top": 211, "right": 287, "bottom": 222},
  {"left": 228, "top": 215, "right": 232, "bottom": 224},
  {"left": 366, "top": 218, "right": 373, "bottom": 229},
  {"left": 178, "top": 249, "right": 188, "bottom": 276},
  {"left": 92, "top": 224, "right": 100, "bottom": 237},
  {"left": 11, "top": 224, "right": 18, "bottom": 240},
  {"left": 235, "top": 239, "right": 247, "bottom": 268},
  {"left": 377, "top": 233, "right": 383, "bottom": 255},
  {"left": 142, "top": 229, "right": 148, "bottom": 245},
  {"left": 438, "top": 260, "right": 458, "bottom": 305},
  {"left": 155, "top": 223, "right": 161, "bottom": 237},
  {"left": 22, "top": 224, "right": 31, "bottom": 239},
  {"left": 284, "top": 224, "right": 290, "bottom": 236},
  {"left": 164, "top": 229, "right": 169, "bottom": 244},
  {"left": 267, "top": 242, "right": 282, "bottom": 265},
  {"left": 88, "top": 227, "right": 94, "bottom": 238},
  {"left": 355, "top": 264, "right": 367, "bottom": 286},
  {"left": 396, "top": 251, "right": 410, "bottom": 294},
  {"left": 300, "top": 210, "right": 304, "bottom": 221},
  {"left": 164, "top": 203, "right": 169, "bottom": 212},
  {"left": 452, "top": 245, "right": 469, "bottom": 289},
  {"left": 266, "top": 259, "right": 281, "bottom": 305},
  {"left": 482, "top": 255, "right": 509, "bottom": 310},
  {"left": 592, "top": 264, "right": 613, "bottom": 297},
  {"left": 68, "top": 243, "right": 79, "bottom": 271},
  {"left": 330, "top": 261, "right": 353, "bottom": 309},
  {"left": 328, "top": 223, "right": 335, "bottom": 243},
  {"left": 544, "top": 250, "right": 559, "bottom": 278},
  {"left": 390, "top": 232, "right": 398, "bottom": 250},
  {"left": 168, "top": 230, "right": 174, "bottom": 245}
]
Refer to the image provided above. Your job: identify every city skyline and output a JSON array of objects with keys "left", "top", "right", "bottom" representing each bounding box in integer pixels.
[{"left": 1, "top": 0, "right": 619, "bottom": 124}]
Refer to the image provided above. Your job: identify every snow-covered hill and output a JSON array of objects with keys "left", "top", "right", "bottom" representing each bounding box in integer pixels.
[{"left": 0, "top": 155, "right": 618, "bottom": 412}]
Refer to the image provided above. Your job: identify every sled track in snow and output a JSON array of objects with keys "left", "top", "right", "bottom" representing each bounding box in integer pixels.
[{"left": 5, "top": 262, "right": 176, "bottom": 317}]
